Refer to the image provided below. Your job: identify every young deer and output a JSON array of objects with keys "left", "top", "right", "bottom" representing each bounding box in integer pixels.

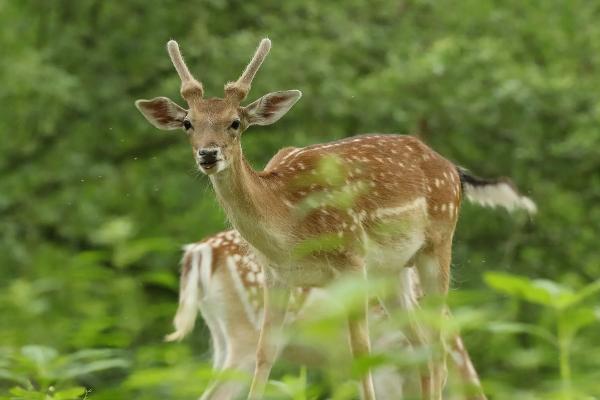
[
  {"left": 136, "top": 38, "right": 535, "bottom": 400},
  {"left": 166, "top": 230, "right": 487, "bottom": 400}
]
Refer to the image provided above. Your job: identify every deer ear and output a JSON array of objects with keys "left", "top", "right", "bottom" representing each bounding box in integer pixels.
[
  {"left": 135, "top": 97, "right": 187, "bottom": 130},
  {"left": 244, "top": 90, "right": 302, "bottom": 126}
]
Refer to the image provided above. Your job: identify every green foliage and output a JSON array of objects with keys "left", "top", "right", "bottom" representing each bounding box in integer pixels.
[
  {"left": 485, "top": 272, "right": 600, "bottom": 399},
  {"left": 0, "top": 345, "right": 126, "bottom": 399},
  {"left": 1, "top": 0, "right": 600, "bottom": 398}
]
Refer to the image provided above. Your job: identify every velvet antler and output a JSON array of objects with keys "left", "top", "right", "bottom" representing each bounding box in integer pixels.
[
  {"left": 225, "top": 38, "right": 271, "bottom": 102},
  {"left": 167, "top": 40, "right": 204, "bottom": 102}
]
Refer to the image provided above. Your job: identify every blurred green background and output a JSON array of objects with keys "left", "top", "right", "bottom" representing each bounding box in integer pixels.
[{"left": 1, "top": 0, "right": 599, "bottom": 399}]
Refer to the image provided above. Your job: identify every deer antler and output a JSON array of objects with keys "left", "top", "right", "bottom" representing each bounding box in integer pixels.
[
  {"left": 225, "top": 38, "right": 271, "bottom": 102},
  {"left": 167, "top": 40, "right": 204, "bottom": 102}
]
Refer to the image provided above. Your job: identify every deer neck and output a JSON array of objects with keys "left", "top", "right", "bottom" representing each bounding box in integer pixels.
[{"left": 209, "top": 149, "right": 288, "bottom": 260}]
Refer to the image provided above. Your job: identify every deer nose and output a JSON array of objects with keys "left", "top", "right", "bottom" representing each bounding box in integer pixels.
[{"left": 198, "top": 148, "right": 218, "bottom": 163}]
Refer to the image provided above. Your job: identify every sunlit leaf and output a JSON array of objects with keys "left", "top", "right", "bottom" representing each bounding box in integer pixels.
[
  {"left": 113, "top": 237, "right": 176, "bottom": 268},
  {"left": 8, "top": 387, "right": 45, "bottom": 400},
  {"left": 0, "top": 369, "right": 29, "bottom": 386},
  {"left": 90, "top": 217, "right": 136, "bottom": 245},
  {"left": 60, "top": 358, "right": 130, "bottom": 380},
  {"left": 559, "top": 307, "right": 598, "bottom": 339},
  {"left": 484, "top": 272, "right": 576, "bottom": 309},
  {"left": 486, "top": 321, "right": 556, "bottom": 345},
  {"left": 52, "top": 386, "right": 86, "bottom": 400},
  {"left": 20, "top": 345, "right": 58, "bottom": 367}
]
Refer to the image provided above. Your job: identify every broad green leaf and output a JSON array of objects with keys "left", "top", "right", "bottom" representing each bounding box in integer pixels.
[
  {"left": 8, "top": 387, "right": 45, "bottom": 400},
  {"left": 113, "top": 237, "right": 176, "bottom": 268},
  {"left": 486, "top": 321, "right": 556, "bottom": 345},
  {"left": 0, "top": 369, "right": 29, "bottom": 386},
  {"left": 20, "top": 345, "right": 58, "bottom": 366},
  {"left": 484, "top": 272, "right": 575, "bottom": 309},
  {"left": 292, "top": 233, "right": 346, "bottom": 259},
  {"left": 90, "top": 217, "right": 135, "bottom": 245},
  {"left": 559, "top": 307, "right": 599, "bottom": 339},
  {"left": 60, "top": 359, "right": 130, "bottom": 380},
  {"left": 567, "top": 279, "right": 600, "bottom": 308},
  {"left": 52, "top": 387, "right": 86, "bottom": 400}
]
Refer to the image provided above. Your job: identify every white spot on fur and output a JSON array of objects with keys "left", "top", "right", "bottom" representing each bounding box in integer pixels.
[
  {"left": 373, "top": 197, "right": 427, "bottom": 219},
  {"left": 278, "top": 148, "right": 301, "bottom": 166},
  {"left": 283, "top": 199, "right": 294, "bottom": 208}
]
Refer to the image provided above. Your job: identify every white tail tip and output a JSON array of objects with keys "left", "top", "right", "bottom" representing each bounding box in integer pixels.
[
  {"left": 464, "top": 181, "right": 537, "bottom": 214},
  {"left": 166, "top": 243, "right": 213, "bottom": 342}
]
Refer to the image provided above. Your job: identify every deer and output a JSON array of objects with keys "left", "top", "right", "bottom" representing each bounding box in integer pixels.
[
  {"left": 135, "top": 37, "right": 536, "bottom": 400},
  {"left": 166, "top": 229, "right": 487, "bottom": 400}
]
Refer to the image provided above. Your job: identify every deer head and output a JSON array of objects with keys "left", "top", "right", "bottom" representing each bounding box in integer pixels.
[{"left": 135, "top": 38, "right": 302, "bottom": 175}]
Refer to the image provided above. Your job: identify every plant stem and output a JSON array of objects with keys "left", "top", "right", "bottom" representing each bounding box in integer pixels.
[{"left": 557, "top": 312, "right": 572, "bottom": 400}]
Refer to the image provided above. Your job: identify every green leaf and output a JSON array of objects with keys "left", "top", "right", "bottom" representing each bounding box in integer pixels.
[
  {"left": 140, "top": 271, "right": 179, "bottom": 289},
  {"left": 113, "top": 237, "right": 176, "bottom": 268},
  {"left": 292, "top": 233, "right": 346, "bottom": 259},
  {"left": 559, "top": 307, "right": 599, "bottom": 339},
  {"left": 484, "top": 272, "right": 576, "bottom": 309},
  {"left": 0, "top": 369, "right": 30, "bottom": 386},
  {"left": 20, "top": 345, "right": 58, "bottom": 366},
  {"left": 53, "top": 387, "right": 86, "bottom": 400},
  {"left": 90, "top": 217, "right": 135, "bottom": 245},
  {"left": 8, "top": 387, "right": 45, "bottom": 400},
  {"left": 486, "top": 321, "right": 556, "bottom": 345},
  {"left": 60, "top": 359, "right": 130, "bottom": 380},
  {"left": 567, "top": 279, "right": 600, "bottom": 308}
]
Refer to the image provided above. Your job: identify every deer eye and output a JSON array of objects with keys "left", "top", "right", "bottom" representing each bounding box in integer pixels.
[
  {"left": 183, "top": 119, "right": 192, "bottom": 130},
  {"left": 230, "top": 119, "right": 241, "bottom": 130}
]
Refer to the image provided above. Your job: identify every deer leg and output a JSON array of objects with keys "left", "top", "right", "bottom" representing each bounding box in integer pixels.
[
  {"left": 348, "top": 304, "right": 377, "bottom": 400},
  {"left": 201, "top": 321, "right": 258, "bottom": 400},
  {"left": 211, "top": 315, "right": 228, "bottom": 371},
  {"left": 346, "top": 261, "right": 377, "bottom": 400},
  {"left": 247, "top": 285, "right": 290, "bottom": 400},
  {"left": 448, "top": 334, "right": 487, "bottom": 400},
  {"left": 201, "top": 346, "right": 255, "bottom": 400},
  {"left": 392, "top": 266, "right": 435, "bottom": 399},
  {"left": 414, "top": 239, "right": 452, "bottom": 400},
  {"left": 199, "top": 309, "right": 231, "bottom": 400}
]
